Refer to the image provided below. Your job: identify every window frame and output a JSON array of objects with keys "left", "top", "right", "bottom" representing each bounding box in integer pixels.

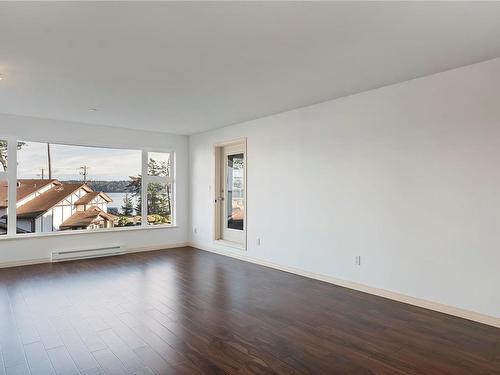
[{"left": 0, "top": 135, "right": 176, "bottom": 238}]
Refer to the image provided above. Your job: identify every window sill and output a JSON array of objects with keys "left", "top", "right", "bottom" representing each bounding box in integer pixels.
[{"left": 0, "top": 224, "right": 178, "bottom": 241}]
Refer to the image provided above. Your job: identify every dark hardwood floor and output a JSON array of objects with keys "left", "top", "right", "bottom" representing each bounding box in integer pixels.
[{"left": 0, "top": 247, "right": 498, "bottom": 375}]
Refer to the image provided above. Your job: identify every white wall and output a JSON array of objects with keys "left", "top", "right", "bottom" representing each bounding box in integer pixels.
[
  {"left": 0, "top": 113, "right": 189, "bottom": 263},
  {"left": 189, "top": 58, "right": 500, "bottom": 318}
]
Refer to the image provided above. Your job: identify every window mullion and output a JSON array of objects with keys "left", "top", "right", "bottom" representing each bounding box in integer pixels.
[
  {"left": 144, "top": 175, "right": 170, "bottom": 184},
  {"left": 7, "top": 139, "right": 17, "bottom": 236},
  {"left": 171, "top": 152, "right": 176, "bottom": 225}
]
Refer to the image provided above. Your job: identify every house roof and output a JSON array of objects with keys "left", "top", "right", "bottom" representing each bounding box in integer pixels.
[
  {"left": 18, "top": 179, "right": 59, "bottom": 200},
  {"left": 74, "top": 191, "right": 113, "bottom": 205},
  {"left": 59, "top": 206, "right": 118, "bottom": 229},
  {"left": 17, "top": 183, "right": 91, "bottom": 218},
  {"left": 0, "top": 179, "right": 58, "bottom": 208}
]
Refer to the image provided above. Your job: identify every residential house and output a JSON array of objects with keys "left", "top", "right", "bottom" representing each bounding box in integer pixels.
[{"left": 0, "top": 179, "right": 117, "bottom": 233}]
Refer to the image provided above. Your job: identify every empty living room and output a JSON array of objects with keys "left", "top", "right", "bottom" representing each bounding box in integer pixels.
[{"left": 0, "top": 1, "right": 499, "bottom": 374}]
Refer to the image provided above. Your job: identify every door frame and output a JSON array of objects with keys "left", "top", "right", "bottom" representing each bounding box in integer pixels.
[{"left": 213, "top": 137, "right": 247, "bottom": 250}]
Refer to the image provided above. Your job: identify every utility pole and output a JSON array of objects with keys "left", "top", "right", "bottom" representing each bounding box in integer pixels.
[
  {"left": 47, "top": 144, "right": 52, "bottom": 179},
  {"left": 79, "top": 166, "right": 89, "bottom": 182}
]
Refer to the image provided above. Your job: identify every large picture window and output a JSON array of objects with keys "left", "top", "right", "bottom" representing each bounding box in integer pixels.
[{"left": 0, "top": 138, "right": 175, "bottom": 236}]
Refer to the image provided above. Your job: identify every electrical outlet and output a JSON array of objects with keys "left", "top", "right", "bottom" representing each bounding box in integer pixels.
[
  {"left": 354, "top": 255, "right": 361, "bottom": 266},
  {"left": 193, "top": 227, "right": 198, "bottom": 234},
  {"left": 256, "top": 237, "right": 261, "bottom": 246}
]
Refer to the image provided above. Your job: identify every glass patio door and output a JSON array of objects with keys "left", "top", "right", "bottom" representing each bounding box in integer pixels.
[{"left": 221, "top": 144, "right": 245, "bottom": 244}]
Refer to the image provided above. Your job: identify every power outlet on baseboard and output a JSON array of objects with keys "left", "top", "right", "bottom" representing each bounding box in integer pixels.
[{"left": 354, "top": 255, "right": 361, "bottom": 266}]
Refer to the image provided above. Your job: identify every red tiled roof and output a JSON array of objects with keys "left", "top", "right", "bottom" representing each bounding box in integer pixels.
[
  {"left": 59, "top": 206, "right": 118, "bottom": 229},
  {"left": 73, "top": 191, "right": 99, "bottom": 205},
  {"left": 0, "top": 179, "right": 58, "bottom": 208},
  {"left": 74, "top": 191, "right": 113, "bottom": 205},
  {"left": 17, "top": 183, "right": 91, "bottom": 218}
]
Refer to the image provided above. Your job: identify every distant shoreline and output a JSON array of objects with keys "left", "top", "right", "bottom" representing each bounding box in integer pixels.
[{"left": 61, "top": 180, "right": 131, "bottom": 193}]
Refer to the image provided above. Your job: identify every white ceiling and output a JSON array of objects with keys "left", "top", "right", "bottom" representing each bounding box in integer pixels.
[{"left": 1, "top": 2, "right": 500, "bottom": 135}]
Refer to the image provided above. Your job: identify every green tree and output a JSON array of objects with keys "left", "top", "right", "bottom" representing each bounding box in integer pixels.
[
  {"left": 0, "top": 141, "right": 25, "bottom": 172},
  {"left": 147, "top": 158, "right": 171, "bottom": 215},
  {"left": 127, "top": 158, "right": 171, "bottom": 217},
  {"left": 126, "top": 175, "right": 142, "bottom": 215},
  {"left": 121, "top": 193, "right": 134, "bottom": 216},
  {"left": 147, "top": 183, "right": 169, "bottom": 216}
]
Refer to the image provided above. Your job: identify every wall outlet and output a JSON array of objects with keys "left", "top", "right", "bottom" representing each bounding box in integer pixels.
[
  {"left": 256, "top": 237, "right": 261, "bottom": 246},
  {"left": 354, "top": 255, "right": 361, "bottom": 266},
  {"left": 193, "top": 227, "right": 198, "bottom": 235}
]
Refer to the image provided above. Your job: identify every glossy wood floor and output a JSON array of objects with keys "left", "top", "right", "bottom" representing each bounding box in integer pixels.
[{"left": 0, "top": 247, "right": 499, "bottom": 375}]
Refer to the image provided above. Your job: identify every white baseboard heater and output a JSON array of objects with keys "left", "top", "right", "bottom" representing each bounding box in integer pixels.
[{"left": 51, "top": 245, "right": 125, "bottom": 262}]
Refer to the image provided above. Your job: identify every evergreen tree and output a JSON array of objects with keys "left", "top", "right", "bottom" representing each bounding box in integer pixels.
[
  {"left": 146, "top": 183, "right": 169, "bottom": 216},
  {"left": 147, "top": 158, "right": 171, "bottom": 215},
  {"left": 126, "top": 175, "right": 142, "bottom": 215},
  {"left": 121, "top": 193, "right": 134, "bottom": 216},
  {"left": 127, "top": 158, "right": 171, "bottom": 218}
]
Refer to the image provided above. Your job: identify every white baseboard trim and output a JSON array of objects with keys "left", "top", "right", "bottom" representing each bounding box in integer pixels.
[
  {"left": 188, "top": 241, "right": 500, "bottom": 328},
  {"left": 0, "top": 242, "right": 190, "bottom": 269},
  {"left": 126, "top": 242, "right": 190, "bottom": 254}
]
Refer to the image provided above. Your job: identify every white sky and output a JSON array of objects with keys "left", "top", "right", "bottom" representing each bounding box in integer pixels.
[{"left": 17, "top": 141, "right": 142, "bottom": 181}]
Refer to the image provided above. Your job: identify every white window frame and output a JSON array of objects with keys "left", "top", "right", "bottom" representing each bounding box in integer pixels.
[{"left": 0, "top": 136, "right": 176, "bottom": 238}]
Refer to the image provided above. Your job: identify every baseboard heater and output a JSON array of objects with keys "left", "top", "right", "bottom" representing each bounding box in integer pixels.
[{"left": 51, "top": 245, "right": 125, "bottom": 262}]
